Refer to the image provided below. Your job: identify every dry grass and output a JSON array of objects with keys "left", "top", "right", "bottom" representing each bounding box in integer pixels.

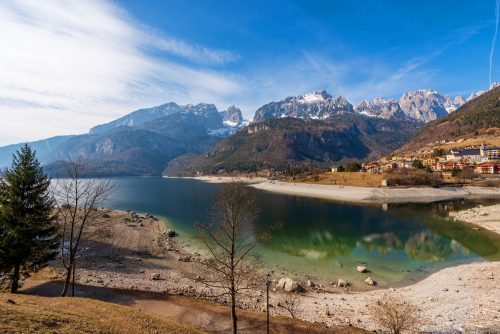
[
  {"left": 297, "top": 172, "right": 385, "bottom": 187},
  {"left": 414, "top": 135, "right": 500, "bottom": 153},
  {"left": 0, "top": 293, "right": 204, "bottom": 334}
]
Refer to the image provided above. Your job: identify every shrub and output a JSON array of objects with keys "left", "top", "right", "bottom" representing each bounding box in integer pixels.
[
  {"left": 370, "top": 295, "right": 421, "bottom": 334},
  {"left": 411, "top": 160, "right": 424, "bottom": 169},
  {"left": 386, "top": 170, "right": 441, "bottom": 187},
  {"left": 345, "top": 162, "right": 362, "bottom": 172}
]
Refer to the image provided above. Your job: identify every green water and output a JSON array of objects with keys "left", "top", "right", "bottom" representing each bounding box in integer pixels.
[{"left": 105, "top": 177, "right": 500, "bottom": 288}]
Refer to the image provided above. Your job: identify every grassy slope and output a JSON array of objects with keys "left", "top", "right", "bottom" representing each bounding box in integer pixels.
[{"left": 0, "top": 293, "right": 204, "bottom": 334}]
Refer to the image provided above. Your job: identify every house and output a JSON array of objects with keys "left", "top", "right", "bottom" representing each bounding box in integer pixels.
[
  {"left": 476, "top": 163, "right": 498, "bottom": 174},
  {"left": 480, "top": 144, "right": 500, "bottom": 160},
  {"left": 363, "top": 162, "right": 381, "bottom": 173},
  {"left": 422, "top": 157, "right": 439, "bottom": 167},
  {"left": 446, "top": 148, "right": 482, "bottom": 162},
  {"left": 435, "top": 161, "right": 459, "bottom": 172}
]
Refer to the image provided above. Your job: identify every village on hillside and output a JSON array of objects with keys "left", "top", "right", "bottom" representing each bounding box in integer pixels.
[{"left": 357, "top": 144, "right": 500, "bottom": 175}]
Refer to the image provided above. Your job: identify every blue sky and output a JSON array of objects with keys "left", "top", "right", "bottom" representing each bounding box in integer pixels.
[{"left": 0, "top": 0, "right": 498, "bottom": 145}]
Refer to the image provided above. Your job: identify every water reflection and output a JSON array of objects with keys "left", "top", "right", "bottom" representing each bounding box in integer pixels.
[
  {"left": 256, "top": 197, "right": 500, "bottom": 263},
  {"left": 104, "top": 177, "right": 500, "bottom": 282}
]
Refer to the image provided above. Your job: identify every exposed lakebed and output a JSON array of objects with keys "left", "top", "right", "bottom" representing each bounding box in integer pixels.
[{"left": 105, "top": 177, "right": 500, "bottom": 288}]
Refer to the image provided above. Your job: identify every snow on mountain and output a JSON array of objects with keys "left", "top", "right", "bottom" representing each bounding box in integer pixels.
[
  {"left": 354, "top": 98, "right": 406, "bottom": 119},
  {"left": 466, "top": 82, "right": 500, "bottom": 102},
  {"left": 220, "top": 105, "right": 244, "bottom": 126},
  {"left": 253, "top": 90, "right": 354, "bottom": 121}
]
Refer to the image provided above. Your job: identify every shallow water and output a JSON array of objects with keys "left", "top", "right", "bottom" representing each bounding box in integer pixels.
[{"left": 104, "top": 177, "right": 500, "bottom": 288}]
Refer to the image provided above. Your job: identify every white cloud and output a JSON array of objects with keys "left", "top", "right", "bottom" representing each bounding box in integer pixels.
[{"left": 0, "top": 0, "right": 242, "bottom": 145}]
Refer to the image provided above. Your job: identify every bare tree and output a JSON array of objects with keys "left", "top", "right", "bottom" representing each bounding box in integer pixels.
[
  {"left": 278, "top": 292, "right": 302, "bottom": 319},
  {"left": 51, "top": 159, "right": 114, "bottom": 297},
  {"left": 370, "top": 295, "right": 421, "bottom": 334},
  {"left": 195, "top": 182, "right": 268, "bottom": 334}
]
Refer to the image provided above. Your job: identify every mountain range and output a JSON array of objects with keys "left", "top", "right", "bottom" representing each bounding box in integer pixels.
[
  {"left": 398, "top": 85, "right": 500, "bottom": 154},
  {"left": 165, "top": 114, "right": 421, "bottom": 175},
  {"left": 255, "top": 88, "right": 485, "bottom": 124},
  {"left": 0, "top": 103, "right": 245, "bottom": 176},
  {"left": 0, "top": 84, "right": 497, "bottom": 176}
]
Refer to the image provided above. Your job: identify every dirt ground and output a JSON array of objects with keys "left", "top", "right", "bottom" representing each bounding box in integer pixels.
[{"left": 17, "top": 209, "right": 366, "bottom": 334}]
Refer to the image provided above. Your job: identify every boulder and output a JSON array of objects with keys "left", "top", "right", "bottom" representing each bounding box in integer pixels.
[
  {"left": 165, "top": 229, "right": 176, "bottom": 237},
  {"left": 150, "top": 273, "right": 160, "bottom": 280},
  {"left": 306, "top": 279, "right": 315, "bottom": 287},
  {"left": 277, "top": 277, "right": 301, "bottom": 292},
  {"left": 337, "top": 279, "right": 349, "bottom": 287},
  {"left": 364, "top": 277, "right": 376, "bottom": 286},
  {"left": 356, "top": 265, "right": 368, "bottom": 273}
]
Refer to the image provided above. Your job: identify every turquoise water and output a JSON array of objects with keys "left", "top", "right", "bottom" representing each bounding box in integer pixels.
[{"left": 104, "top": 177, "right": 500, "bottom": 288}]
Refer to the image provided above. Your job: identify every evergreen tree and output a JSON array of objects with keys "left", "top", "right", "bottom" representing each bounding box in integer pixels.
[{"left": 0, "top": 144, "right": 59, "bottom": 293}]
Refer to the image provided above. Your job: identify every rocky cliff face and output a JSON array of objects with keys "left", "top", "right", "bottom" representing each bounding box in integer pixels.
[
  {"left": 220, "top": 105, "right": 243, "bottom": 125},
  {"left": 398, "top": 90, "right": 452, "bottom": 122},
  {"left": 253, "top": 90, "right": 354, "bottom": 121},
  {"left": 354, "top": 98, "right": 406, "bottom": 119}
]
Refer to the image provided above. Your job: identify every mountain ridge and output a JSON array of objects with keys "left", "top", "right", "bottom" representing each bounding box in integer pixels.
[
  {"left": 397, "top": 86, "right": 500, "bottom": 154},
  {"left": 164, "top": 114, "right": 421, "bottom": 175}
]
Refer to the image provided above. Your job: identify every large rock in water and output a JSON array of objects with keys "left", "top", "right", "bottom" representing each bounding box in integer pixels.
[
  {"left": 277, "top": 278, "right": 301, "bottom": 292},
  {"left": 356, "top": 265, "right": 368, "bottom": 273},
  {"left": 364, "top": 277, "right": 376, "bottom": 286}
]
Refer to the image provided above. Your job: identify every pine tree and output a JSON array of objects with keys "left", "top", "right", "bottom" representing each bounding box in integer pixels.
[{"left": 0, "top": 144, "right": 59, "bottom": 293}]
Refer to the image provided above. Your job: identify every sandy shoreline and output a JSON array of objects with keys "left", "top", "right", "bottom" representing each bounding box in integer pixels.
[
  {"left": 170, "top": 176, "right": 500, "bottom": 204},
  {"left": 164, "top": 175, "right": 267, "bottom": 184},
  {"left": 251, "top": 181, "right": 500, "bottom": 204},
  {"left": 450, "top": 203, "right": 500, "bottom": 236},
  {"left": 19, "top": 207, "right": 500, "bottom": 333}
]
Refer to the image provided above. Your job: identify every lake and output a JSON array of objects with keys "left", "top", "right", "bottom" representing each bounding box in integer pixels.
[{"left": 104, "top": 177, "right": 500, "bottom": 288}]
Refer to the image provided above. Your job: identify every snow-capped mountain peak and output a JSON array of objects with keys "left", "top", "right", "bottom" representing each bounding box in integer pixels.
[
  {"left": 253, "top": 90, "right": 354, "bottom": 121},
  {"left": 299, "top": 90, "right": 332, "bottom": 103}
]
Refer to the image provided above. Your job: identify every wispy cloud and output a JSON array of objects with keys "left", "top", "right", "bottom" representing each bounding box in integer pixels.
[
  {"left": 0, "top": 0, "right": 242, "bottom": 145},
  {"left": 232, "top": 25, "right": 483, "bottom": 117}
]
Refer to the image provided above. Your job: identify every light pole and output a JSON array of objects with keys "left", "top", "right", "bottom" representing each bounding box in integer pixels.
[{"left": 266, "top": 273, "right": 272, "bottom": 334}]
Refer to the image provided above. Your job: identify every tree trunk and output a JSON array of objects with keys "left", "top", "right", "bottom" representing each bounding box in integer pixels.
[
  {"left": 71, "top": 260, "right": 76, "bottom": 297},
  {"left": 10, "top": 263, "right": 20, "bottom": 293},
  {"left": 61, "top": 258, "right": 73, "bottom": 297},
  {"left": 231, "top": 289, "right": 237, "bottom": 334}
]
